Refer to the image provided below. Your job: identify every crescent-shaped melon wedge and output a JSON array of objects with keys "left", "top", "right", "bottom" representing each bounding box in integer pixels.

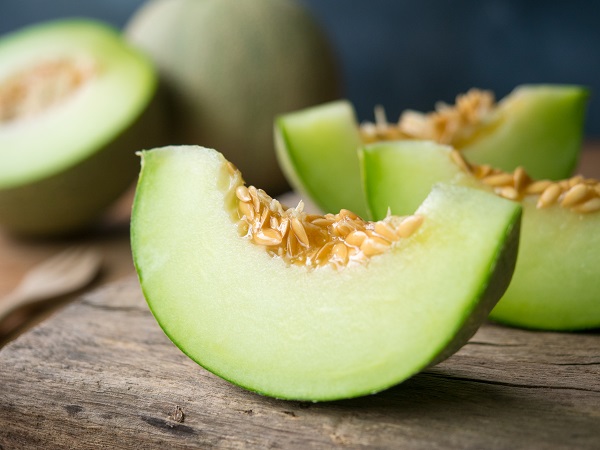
[{"left": 131, "top": 145, "right": 521, "bottom": 401}]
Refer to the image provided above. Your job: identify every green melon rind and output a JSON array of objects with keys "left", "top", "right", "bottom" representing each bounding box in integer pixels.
[
  {"left": 361, "top": 140, "right": 600, "bottom": 331},
  {"left": 0, "top": 19, "right": 166, "bottom": 236},
  {"left": 0, "top": 95, "right": 165, "bottom": 235},
  {"left": 131, "top": 145, "right": 521, "bottom": 401},
  {"left": 461, "top": 84, "right": 589, "bottom": 180}
]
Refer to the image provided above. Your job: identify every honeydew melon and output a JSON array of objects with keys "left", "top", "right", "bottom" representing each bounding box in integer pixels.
[
  {"left": 131, "top": 145, "right": 521, "bottom": 401},
  {"left": 0, "top": 19, "right": 165, "bottom": 236},
  {"left": 125, "top": 0, "right": 340, "bottom": 194},
  {"left": 361, "top": 140, "right": 600, "bottom": 330},
  {"left": 274, "top": 85, "right": 587, "bottom": 217}
]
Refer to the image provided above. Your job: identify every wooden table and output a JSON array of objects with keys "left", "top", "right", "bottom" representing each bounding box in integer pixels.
[{"left": 1, "top": 147, "right": 599, "bottom": 448}]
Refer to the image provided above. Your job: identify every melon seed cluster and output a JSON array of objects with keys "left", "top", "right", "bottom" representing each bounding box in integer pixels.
[
  {"left": 229, "top": 167, "right": 423, "bottom": 269},
  {"left": 360, "top": 89, "right": 495, "bottom": 147},
  {"left": 450, "top": 150, "right": 600, "bottom": 214},
  {"left": 0, "top": 58, "right": 96, "bottom": 123}
]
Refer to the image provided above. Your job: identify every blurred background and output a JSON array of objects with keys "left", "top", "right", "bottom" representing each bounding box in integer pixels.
[{"left": 1, "top": 0, "right": 599, "bottom": 136}]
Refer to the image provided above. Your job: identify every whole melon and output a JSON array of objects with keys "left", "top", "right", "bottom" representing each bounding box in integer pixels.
[{"left": 125, "top": 0, "right": 341, "bottom": 194}]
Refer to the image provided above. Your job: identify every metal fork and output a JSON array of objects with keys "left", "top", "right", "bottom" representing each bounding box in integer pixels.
[{"left": 0, "top": 246, "right": 102, "bottom": 325}]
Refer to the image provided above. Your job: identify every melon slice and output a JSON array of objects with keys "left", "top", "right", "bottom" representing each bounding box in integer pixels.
[
  {"left": 0, "top": 19, "right": 165, "bottom": 236},
  {"left": 361, "top": 140, "right": 600, "bottom": 330},
  {"left": 274, "top": 85, "right": 587, "bottom": 218},
  {"left": 131, "top": 145, "right": 521, "bottom": 401}
]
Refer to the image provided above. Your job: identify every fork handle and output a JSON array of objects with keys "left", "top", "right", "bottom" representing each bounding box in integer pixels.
[{"left": 0, "top": 290, "right": 30, "bottom": 325}]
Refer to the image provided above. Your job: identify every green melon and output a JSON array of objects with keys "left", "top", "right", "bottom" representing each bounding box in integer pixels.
[
  {"left": 361, "top": 140, "right": 600, "bottom": 331},
  {"left": 131, "top": 145, "right": 521, "bottom": 401},
  {"left": 125, "top": 0, "right": 341, "bottom": 194},
  {"left": 274, "top": 85, "right": 587, "bottom": 217},
  {"left": 0, "top": 19, "right": 165, "bottom": 236}
]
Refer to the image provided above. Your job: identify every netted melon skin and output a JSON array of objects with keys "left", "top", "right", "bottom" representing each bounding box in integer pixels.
[{"left": 125, "top": 0, "right": 341, "bottom": 195}]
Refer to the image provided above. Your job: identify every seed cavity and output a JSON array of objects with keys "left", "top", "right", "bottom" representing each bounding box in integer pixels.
[
  {"left": 0, "top": 57, "right": 97, "bottom": 123},
  {"left": 359, "top": 89, "right": 495, "bottom": 147},
  {"left": 231, "top": 169, "right": 424, "bottom": 269},
  {"left": 291, "top": 218, "right": 310, "bottom": 248},
  {"left": 253, "top": 229, "right": 283, "bottom": 246},
  {"left": 356, "top": 88, "right": 599, "bottom": 214},
  {"left": 481, "top": 172, "right": 514, "bottom": 188},
  {"left": 396, "top": 215, "right": 425, "bottom": 238},
  {"left": 235, "top": 185, "right": 252, "bottom": 203},
  {"left": 572, "top": 197, "right": 600, "bottom": 214},
  {"left": 448, "top": 149, "right": 600, "bottom": 214},
  {"left": 561, "top": 184, "right": 590, "bottom": 207}
]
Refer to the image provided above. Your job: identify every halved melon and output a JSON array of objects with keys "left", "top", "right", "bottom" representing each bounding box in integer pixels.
[
  {"left": 0, "top": 19, "right": 165, "bottom": 236},
  {"left": 361, "top": 140, "right": 600, "bottom": 330},
  {"left": 274, "top": 85, "right": 587, "bottom": 218},
  {"left": 131, "top": 145, "right": 521, "bottom": 401}
]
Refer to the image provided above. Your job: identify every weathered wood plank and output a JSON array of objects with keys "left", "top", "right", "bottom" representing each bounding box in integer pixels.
[{"left": 1, "top": 277, "right": 598, "bottom": 449}]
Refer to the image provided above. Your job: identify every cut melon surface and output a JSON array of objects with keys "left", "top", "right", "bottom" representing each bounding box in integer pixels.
[
  {"left": 274, "top": 85, "right": 587, "bottom": 218},
  {"left": 0, "top": 19, "right": 164, "bottom": 236},
  {"left": 274, "top": 101, "right": 366, "bottom": 217},
  {"left": 361, "top": 140, "right": 600, "bottom": 330},
  {"left": 0, "top": 19, "right": 158, "bottom": 187},
  {"left": 131, "top": 145, "right": 521, "bottom": 401},
  {"left": 460, "top": 85, "right": 588, "bottom": 180}
]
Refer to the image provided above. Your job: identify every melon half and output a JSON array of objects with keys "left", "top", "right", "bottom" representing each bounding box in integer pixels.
[
  {"left": 0, "top": 19, "right": 165, "bottom": 236},
  {"left": 131, "top": 145, "right": 521, "bottom": 401}
]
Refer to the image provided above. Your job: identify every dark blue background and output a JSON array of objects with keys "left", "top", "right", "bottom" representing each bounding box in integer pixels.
[{"left": 2, "top": 0, "right": 599, "bottom": 135}]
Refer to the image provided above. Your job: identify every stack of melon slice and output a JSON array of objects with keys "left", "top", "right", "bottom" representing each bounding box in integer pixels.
[{"left": 131, "top": 84, "right": 593, "bottom": 401}]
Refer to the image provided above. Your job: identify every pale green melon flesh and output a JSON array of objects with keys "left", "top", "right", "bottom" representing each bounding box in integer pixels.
[
  {"left": 360, "top": 141, "right": 468, "bottom": 219},
  {"left": 461, "top": 85, "right": 588, "bottom": 180},
  {"left": 489, "top": 200, "right": 600, "bottom": 330},
  {"left": 361, "top": 140, "right": 600, "bottom": 330},
  {"left": 274, "top": 85, "right": 586, "bottom": 219},
  {"left": 0, "top": 19, "right": 158, "bottom": 187},
  {"left": 131, "top": 145, "right": 521, "bottom": 401},
  {"left": 274, "top": 101, "right": 367, "bottom": 217}
]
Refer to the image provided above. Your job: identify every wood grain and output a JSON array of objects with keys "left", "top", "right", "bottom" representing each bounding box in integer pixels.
[
  {"left": 1, "top": 277, "right": 598, "bottom": 449},
  {"left": 0, "top": 184, "right": 135, "bottom": 344}
]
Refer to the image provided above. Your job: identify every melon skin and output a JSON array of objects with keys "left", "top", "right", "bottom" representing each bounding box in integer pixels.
[
  {"left": 0, "top": 19, "right": 167, "bottom": 237},
  {"left": 131, "top": 145, "right": 521, "bottom": 401},
  {"left": 361, "top": 140, "right": 600, "bottom": 331},
  {"left": 125, "top": 0, "right": 341, "bottom": 195}
]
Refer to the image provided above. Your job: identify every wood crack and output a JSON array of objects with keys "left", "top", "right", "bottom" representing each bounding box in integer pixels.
[
  {"left": 467, "top": 341, "right": 524, "bottom": 347},
  {"left": 427, "top": 373, "right": 600, "bottom": 394},
  {"left": 80, "top": 300, "right": 148, "bottom": 314},
  {"left": 549, "top": 362, "right": 600, "bottom": 366}
]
